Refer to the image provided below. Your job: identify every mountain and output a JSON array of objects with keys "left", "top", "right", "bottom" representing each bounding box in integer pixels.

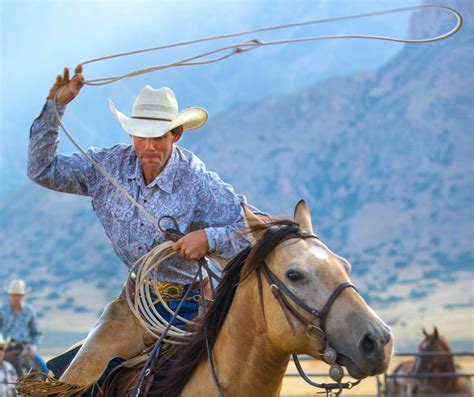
[
  {"left": 0, "top": 0, "right": 472, "bottom": 351},
  {"left": 0, "top": 0, "right": 414, "bottom": 195}
]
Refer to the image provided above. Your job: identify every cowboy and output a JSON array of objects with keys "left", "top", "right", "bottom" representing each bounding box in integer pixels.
[
  {"left": 0, "top": 334, "right": 17, "bottom": 397},
  {"left": 27, "top": 65, "right": 264, "bottom": 386},
  {"left": 0, "top": 280, "right": 49, "bottom": 375}
]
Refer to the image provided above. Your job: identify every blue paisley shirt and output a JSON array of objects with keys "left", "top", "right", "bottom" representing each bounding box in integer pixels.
[
  {"left": 0, "top": 302, "right": 41, "bottom": 346},
  {"left": 28, "top": 100, "right": 261, "bottom": 284}
]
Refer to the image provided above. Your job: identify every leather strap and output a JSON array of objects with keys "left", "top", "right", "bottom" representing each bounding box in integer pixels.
[
  {"left": 262, "top": 264, "right": 321, "bottom": 317},
  {"left": 261, "top": 263, "right": 356, "bottom": 335},
  {"left": 319, "top": 282, "right": 356, "bottom": 332}
]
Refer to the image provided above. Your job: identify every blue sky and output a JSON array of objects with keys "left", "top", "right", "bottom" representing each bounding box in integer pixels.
[{"left": 0, "top": 0, "right": 419, "bottom": 193}]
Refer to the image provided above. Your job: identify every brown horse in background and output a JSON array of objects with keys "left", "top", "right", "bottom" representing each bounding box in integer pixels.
[{"left": 387, "top": 327, "right": 472, "bottom": 396}]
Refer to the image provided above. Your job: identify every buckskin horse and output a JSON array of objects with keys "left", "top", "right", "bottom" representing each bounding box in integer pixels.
[
  {"left": 19, "top": 201, "right": 394, "bottom": 396},
  {"left": 387, "top": 327, "right": 472, "bottom": 396},
  {"left": 94, "top": 201, "right": 393, "bottom": 396}
]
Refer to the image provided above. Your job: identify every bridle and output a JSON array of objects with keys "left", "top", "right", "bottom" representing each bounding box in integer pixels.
[
  {"left": 128, "top": 218, "right": 364, "bottom": 396},
  {"left": 260, "top": 235, "right": 361, "bottom": 396}
]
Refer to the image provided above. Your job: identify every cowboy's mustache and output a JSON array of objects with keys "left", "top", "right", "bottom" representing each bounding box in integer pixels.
[{"left": 140, "top": 151, "right": 159, "bottom": 158}]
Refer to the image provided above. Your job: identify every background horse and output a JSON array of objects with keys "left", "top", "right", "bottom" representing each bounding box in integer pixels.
[
  {"left": 101, "top": 201, "right": 394, "bottom": 396},
  {"left": 4, "top": 339, "right": 42, "bottom": 377},
  {"left": 387, "top": 327, "right": 472, "bottom": 396}
]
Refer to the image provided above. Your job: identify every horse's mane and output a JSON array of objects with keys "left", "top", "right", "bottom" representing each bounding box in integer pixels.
[{"left": 149, "top": 219, "right": 312, "bottom": 397}]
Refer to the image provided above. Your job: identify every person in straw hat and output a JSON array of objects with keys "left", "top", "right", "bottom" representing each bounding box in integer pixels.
[
  {"left": 26, "top": 65, "right": 265, "bottom": 386},
  {"left": 0, "top": 334, "right": 17, "bottom": 397},
  {"left": 0, "top": 279, "right": 48, "bottom": 374}
]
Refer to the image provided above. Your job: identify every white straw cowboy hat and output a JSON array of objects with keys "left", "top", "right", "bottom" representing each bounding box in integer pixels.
[
  {"left": 0, "top": 333, "right": 10, "bottom": 347},
  {"left": 6, "top": 279, "right": 30, "bottom": 295},
  {"left": 108, "top": 86, "right": 208, "bottom": 138}
]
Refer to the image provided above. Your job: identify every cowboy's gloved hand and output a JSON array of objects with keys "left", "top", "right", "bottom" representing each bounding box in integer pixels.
[
  {"left": 173, "top": 230, "right": 209, "bottom": 261},
  {"left": 48, "top": 64, "right": 84, "bottom": 105}
]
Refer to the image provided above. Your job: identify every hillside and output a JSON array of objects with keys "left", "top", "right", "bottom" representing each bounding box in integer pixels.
[{"left": 0, "top": 1, "right": 472, "bottom": 351}]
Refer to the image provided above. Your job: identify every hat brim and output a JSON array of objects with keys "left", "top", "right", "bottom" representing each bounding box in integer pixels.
[
  {"left": 108, "top": 100, "right": 208, "bottom": 138},
  {"left": 6, "top": 289, "right": 29, "bottom": 295}
]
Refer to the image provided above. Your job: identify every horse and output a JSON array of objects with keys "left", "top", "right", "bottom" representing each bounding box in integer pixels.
[
  {"left": 94, "top": 201, "right": 394, "bottom": 396},
  {"left": 4, "top": 339, "right": 43, "bottom": 376},
  {"left": 387, "top": 327, "right": 472, "bottom": 396}
]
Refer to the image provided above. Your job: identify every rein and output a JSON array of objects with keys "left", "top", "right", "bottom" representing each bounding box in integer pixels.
[
  {"left": 129, "top": 223, "right": 360, "bottom": 396},
  {"left": 130, "top": 216, "right": 224, "bottom": 397}
]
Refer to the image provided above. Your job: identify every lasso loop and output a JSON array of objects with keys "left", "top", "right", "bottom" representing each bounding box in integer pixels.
[
  {"left": 50, "top": 7, "right": 463, "bottom": 392},
  {"left": 79, "top": 5, "right": 462, "bottom": 86},
  {"left": 52, "top": 0, "right": 463, "bottom": 345}
]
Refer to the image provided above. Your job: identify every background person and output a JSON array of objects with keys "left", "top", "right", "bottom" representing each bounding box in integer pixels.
[
  {"left": 0, "top": 280, "right": 48, "bottom": 374},
  {"left": 0, "top": 334, "right": 17, "bottom": 397}
]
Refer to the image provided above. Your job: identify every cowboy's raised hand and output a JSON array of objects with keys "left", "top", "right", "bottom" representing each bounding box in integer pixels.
[{"left": 48, "top": 65, "right": 84, "bottom": 105}]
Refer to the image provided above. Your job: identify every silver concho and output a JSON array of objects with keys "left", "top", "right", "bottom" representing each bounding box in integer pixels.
[
  {"left": 322, "top": 347, "right": 337, "bottom": 364},
  {"left": 329, "top": 363, "right": 344, "bottom": 382}
]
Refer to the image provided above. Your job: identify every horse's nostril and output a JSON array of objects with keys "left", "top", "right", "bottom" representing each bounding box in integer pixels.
[
  {"left": 382, "top": 327, "right": 392, "bottom": 345},
  {"left": 361, "top": 333, "right": 376, "bottom": 356}
]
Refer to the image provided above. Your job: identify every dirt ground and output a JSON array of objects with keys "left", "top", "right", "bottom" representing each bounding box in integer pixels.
[{"left": 43, "top": 355, "right": 473, "bottom": 396}]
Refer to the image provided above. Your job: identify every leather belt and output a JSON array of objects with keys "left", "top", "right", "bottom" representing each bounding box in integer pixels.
[{"left": 119, "top": 277, "right": 206, "bottom": 301}]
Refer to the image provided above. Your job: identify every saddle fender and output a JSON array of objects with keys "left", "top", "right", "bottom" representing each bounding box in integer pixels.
[{"left": 59, "top": 299, "right": 147, "bottom": 386}]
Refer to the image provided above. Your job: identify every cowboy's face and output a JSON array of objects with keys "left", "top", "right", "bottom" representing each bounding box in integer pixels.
[
  {"left": 9, "top": 293, "right": 25, "bottom": 307},
  {"left": 132, "top": 129, "right": 182, "bottom": 176}
]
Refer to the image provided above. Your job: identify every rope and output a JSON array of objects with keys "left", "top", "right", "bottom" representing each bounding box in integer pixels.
[
  {"left": 53, "top": 90, "right": 160, "bottom": 228},
  {"left": 78, "top": 5, "right": 462, "bottom": 86},
  {"left": 52, "top": 3, "right": 463, "bottom": 230},
  {"left": 48, "top": 2, "right": 463, "bottom": 372},
  {"left": 125, "top": 242, "right": 223, "bottom": 343}
]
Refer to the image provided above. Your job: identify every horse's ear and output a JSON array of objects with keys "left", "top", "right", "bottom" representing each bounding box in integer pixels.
[
  {"left": 434, "top": 327, "right": 439, "bottom": 339},
  {"left": 423, "top": 328, "right": 428, "bottom": 337},
  {"left": 294, "top": 199, "right": 313, "bottom": 234},
  {"left": 242, "top": 204, "right": 265, "bottom": 241}
]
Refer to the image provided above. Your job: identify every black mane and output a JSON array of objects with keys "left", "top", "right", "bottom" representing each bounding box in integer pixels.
[{"left": 149, "top": 219, "right": 311, "bottom": 396}]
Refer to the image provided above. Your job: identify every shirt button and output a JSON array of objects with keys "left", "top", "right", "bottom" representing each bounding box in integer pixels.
[
  {"left": 144, "top": 199, "right": 148, "bottom": 203},
  {"left": 138, "top": 246, "right": 142, "bottom": 250}
]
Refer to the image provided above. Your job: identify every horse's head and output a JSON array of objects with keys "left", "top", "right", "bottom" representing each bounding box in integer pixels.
[
  {"left": 243, "top": 200, "right": 394, "bottom": 380},
  {"left": 416, "top": 327, "right": 452, "bottom": 373}
]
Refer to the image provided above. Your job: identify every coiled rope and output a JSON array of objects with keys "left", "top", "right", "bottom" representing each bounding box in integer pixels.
[
  {"left": 125, "top": 240, "right": 226, "bottom": 344},
  {"left": 51, "top": 4, "right": 462, "bottom": 340}
]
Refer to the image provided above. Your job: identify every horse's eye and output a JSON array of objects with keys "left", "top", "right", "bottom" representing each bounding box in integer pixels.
[{"left": 286, "top": 270, "right": 303, "bottom": 282}]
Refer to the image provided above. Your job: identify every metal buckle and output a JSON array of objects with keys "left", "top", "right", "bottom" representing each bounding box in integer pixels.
[{"left": 153, "top": 281, "right": 185, "bottom": 300}]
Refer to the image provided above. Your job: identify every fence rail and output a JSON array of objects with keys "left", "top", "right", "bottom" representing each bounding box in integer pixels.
[{"left": 284, "top": 352, "right": 473, "bottom": 397}]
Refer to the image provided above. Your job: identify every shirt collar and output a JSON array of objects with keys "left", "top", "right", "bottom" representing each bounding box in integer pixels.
[{"left": 127, "top": 146, "right": 178, "bottom": 194}]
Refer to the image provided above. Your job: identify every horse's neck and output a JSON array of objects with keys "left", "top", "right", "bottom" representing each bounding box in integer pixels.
[{"left": 184, "top": 277, "right": 290, "bottom": 397}]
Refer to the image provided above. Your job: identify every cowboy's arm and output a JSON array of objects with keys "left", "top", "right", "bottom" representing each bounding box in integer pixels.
[
  {"left": 27, "top": 65, "right": 96, "bottom": 194},
  {"left": 27, "top": 100, "right": 98, "bottom": 196},
  {"left": 27, "top": 309, "right": 41, "bottom": 347},
  {"left": 199, "top": 171, "right": 266, "bottom": 259}
]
